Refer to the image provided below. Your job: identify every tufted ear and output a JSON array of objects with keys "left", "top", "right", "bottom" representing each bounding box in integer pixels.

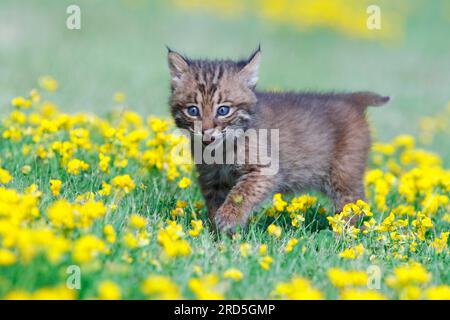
[
  {"left": 239, "top": 46, "right": 261, "bottom": 88},
  {"left": 167, "top": 47, "right": 190, "bottom": 85}
]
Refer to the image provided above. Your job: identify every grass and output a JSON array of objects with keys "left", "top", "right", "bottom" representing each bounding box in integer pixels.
[{"left": 0, "top": 0, "right": 448, "bottom": 299}]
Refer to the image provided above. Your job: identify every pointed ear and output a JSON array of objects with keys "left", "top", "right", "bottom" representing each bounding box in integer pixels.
[
  {"left": 167, "top": 48, "right": 190, "bottom": 85},
  {"left": 239, "top": 47, "right": 261, "bottom": 88}
]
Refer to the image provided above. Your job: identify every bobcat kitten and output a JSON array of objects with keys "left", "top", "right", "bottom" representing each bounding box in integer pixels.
[{"left": 167, "top": 47, "right": 389, "bottom": 233}]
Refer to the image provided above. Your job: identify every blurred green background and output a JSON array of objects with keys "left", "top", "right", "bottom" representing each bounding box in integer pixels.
[{"left": 1, "top": 0, "right": 449, "bottom": 161}]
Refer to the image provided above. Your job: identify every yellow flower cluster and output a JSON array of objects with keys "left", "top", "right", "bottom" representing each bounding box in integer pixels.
[
  {"left": 383, "top": 262, "right": 450, "bottom": 299},
  {"left": 327, "top": 268, "right": 368, "bottom": 288},
  {"left": 267, "top": 223, "right": 282, "bottom": 238},
  {"left": 188, "top": 219, "right": 203, "bottom": 237},
  {"left": 0, "top": 82, "right": 197, "bottom": 298},
  {"left": 157, "top": 221, "right": 192, "bottom": 258},
  {"left": 5, "top": 285, "right": 76, "bottom": 300},
  {"left": 189, "top": 274, "right": 224, "bottom": 300},
  {"left": 141, "top": 275, "right": 182, "bottom": 299},
  {"left": 174, "top": 0, "right": 412, "bottom": 40},
  {"left": 268, "top": 193, "right": 316, "bottom": 228},
  {"left": 338, "top": 244, "right": 365, "bottom": 259},
  {"left": 272, "top": 276, "right": 323, "bottom": 300},
  {"left": 98, "top": 280, "right": 122, "bottom": 300},
  {"left": 47, "top": 199, "right": 107, "bottom": 230},
  {"left": 223, "top": 268, "right": 243, "bottom": 282},
  {"left": 327, "top": 200, "right": 372, "bottom": 239},
  {"left": 324, "top": 134, "right": 449, "bottom": 262},
  {"left": 327, "top": 267, "right": 387, "bottom": 299},
  {"left": 284, "top": 238, "right": 299, "bottom": 253},
  {"left": 111, "top": 174, "right": 136, "bottom": 194}
]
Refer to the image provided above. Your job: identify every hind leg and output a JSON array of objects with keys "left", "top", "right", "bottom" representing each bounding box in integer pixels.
[
  {"left": 328, "top": 162, "right": 367, "bottom": 229},
  {"left": 329, "top": 126, "right": 370, "bottom": 215},
  {"left": 331, "top": 182, "right": 365, "bottom": 213}
]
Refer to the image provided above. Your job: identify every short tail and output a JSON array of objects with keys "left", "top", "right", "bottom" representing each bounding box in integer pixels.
[{"left": 349, "top": 91, "right": 390, "bottom": 107}]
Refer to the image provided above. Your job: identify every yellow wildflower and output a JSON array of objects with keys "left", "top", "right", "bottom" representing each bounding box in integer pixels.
[
  {"left": 267, "top": 224, "right": 282, "bottom": 238},
  {"left": 259, "top": 255, "right": 273, "bottom": 270},
  {"left": 189, "top": 274, "right": 224, "bottom": 300},
  {"left": 0, "top": 168, "right": 12, "bottom": 184},
  {"left": 0, "top": 248, "right": 17, "bottom": 266},
  {"left": 21, "top": 165, "right": 32, "bottom": 174},
  {"left": 72, "top": 235, "right": 107, "bottom": 263},
  {"left": 157, "top": 221, "right": 191, "bottom": 258},
  {"left": 6, "top": 285, "right": 75, "bottom": 300},
  {"left": 112, "top": 174, "right": 136, "bottom": 194},
  {"left": 49, "top": 179, "right": 62, "bottom": 196},
  {"left": 285, "top": 238, "right": 299, "bottom": 253},
  {"left": 11, "top": 96, "right": 32, "bottom": 108},
  {"left": 273, "top": 276, "right": 323, "bottom": 300},
  {"left": 412, "top": 212, "right": 433, "bottom": 241},
  {"left": 189, "top": 220, "right": 203, "bottom": 237},
  {"left": 258, "top": 244, "right": 267, "bottom": 255},
  {"left": 170, "top": 207, "right": 185, "bottom": 218},
  {"left": 327, "top": 268, "right": 368, "bottom": 288},
  {"left": 123, "top": 232, "right": 139, "bottom": 249},
  {"left": 98, "top": 182, "right": 111, "bottom": 196},
  {"left": 141, "top": 275, "right": 181, "bottom": 299},
  {"left": 425, "top": 285, "right": 450, "bottom": 300},
  {"left": 339, "top": 244, "right": 365, "bottom": 259},
  {"left": 340, "top": 289, "right": 387, "bottom": 300},
  {"left": 103, "top": 224, "right": 116, "bottom": 243},
  {"left": 273, "top": 193, "right": 287, "bottom": 212},
  {"left": 47, "top": 200, "right": 76, "bottom": 229},
  {"left": 393, "top": 135, "right": 415, "bottom": 149},
  {"left": 38, "top": 75, "right": 58, "bottom": 92},
  {"left": 178, "top": 177, "right": 191, "bottom": 189},
  {"left": 240, "top": 243, "right": 251, "bottom": 257},
  {"left": 224, "top": 268, "right": 243, "bottom": 281},
  {"left": 67, "top": 158, "right": 89, "bottom": 175},
  {"left": 99, "top": 153, "right": 111, "bottom": 173},
  {"left": 98, "top": 281, "right": 121, "bottom": 300},
  {"left": 386, "top": 262, "right": 431, "bottom": 288},
  {"left": 431, "top": 231, "right": 449, "bottom": 253},
  {"left": 129, "top": 214, "right": 147, "bottom": 229}
]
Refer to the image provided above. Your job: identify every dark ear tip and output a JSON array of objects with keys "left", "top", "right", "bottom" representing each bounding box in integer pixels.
[
  {"left": 166, "top": 45, "right": 174, "bottom": 54},
  {"left": 247, "top": 45, "right": 261, "bottom": 62}
]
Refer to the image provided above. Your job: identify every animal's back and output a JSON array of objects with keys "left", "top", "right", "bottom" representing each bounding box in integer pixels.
[{"left": 253, "top": 91, "right": 387, "bottom": 194}]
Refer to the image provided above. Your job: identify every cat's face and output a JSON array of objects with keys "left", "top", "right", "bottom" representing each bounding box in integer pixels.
[{"left": 168, "top": 48, "right": 260, "bottom": 144}]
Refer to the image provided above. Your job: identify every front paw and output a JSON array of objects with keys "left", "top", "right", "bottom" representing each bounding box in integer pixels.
[{"left": 215, "top": 205, "right": 242, "bottom": 235}]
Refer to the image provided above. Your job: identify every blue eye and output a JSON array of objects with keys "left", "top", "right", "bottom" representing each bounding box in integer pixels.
[
  {"left": 187, "top": 106, "right": 199, "bottom": 117},
  {"left": 217, "top": 105, "right": 230, "bottom": 116}
]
